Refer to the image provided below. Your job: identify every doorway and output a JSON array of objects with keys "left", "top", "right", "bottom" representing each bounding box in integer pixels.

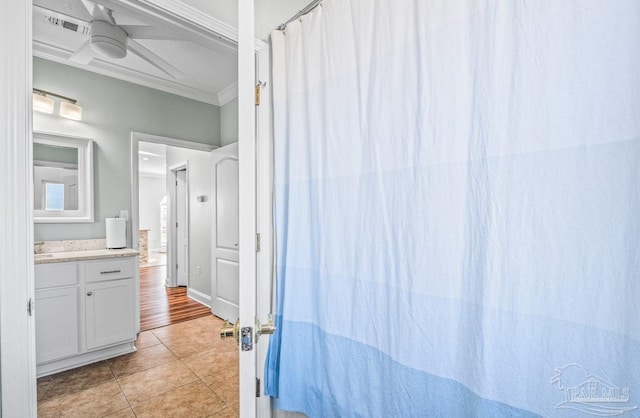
[
  {"left": 138, "top": 142, "right": 168, "bottom": 269},
  {"left": 2, "top": 1, "right": 274, "bottom": 415},
  {"left": 134, "top": 135, "right": 217, "bottom": 331},
  {"left": 170, "top": 165, "right": 189, "bottom": 288}
]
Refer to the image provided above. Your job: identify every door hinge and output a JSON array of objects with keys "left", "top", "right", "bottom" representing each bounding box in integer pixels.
[
  {"left": 176, "top": 222, "right": 178, "bottom": 228},
  {"left": 256, "top": 233, "right": 261, "bottom": 252},
  {"left": 176, "top": 263, "right": 179, "bottom": 270},
  {"left": 256, "top": 378, "right": 261, "bottom": 397},
  {"left": 27, "top": 298, "right": 33, "bottom": 316},
  {"left": 255, "top": 81, "right": 266, "bottom": 106}
]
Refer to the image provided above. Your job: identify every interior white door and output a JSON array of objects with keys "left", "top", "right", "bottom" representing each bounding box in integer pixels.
[
  {"left": 176, "top": 169, "right": 189, "bottom": 287},
  {"left": 63, "top": 174, "right": 78, "bottom": 210},
  {"left": 211, "top": 144, "right": 240, "bottom": 322}
]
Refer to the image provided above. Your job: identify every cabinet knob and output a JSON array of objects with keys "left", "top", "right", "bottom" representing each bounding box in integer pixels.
[{"left": 87, "top": 292, "right": 93, "bottom": 296}]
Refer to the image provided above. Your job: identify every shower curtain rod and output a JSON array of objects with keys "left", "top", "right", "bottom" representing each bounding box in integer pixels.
[{"left": 277, "top": 0, "right": 322, "bottom": 31}]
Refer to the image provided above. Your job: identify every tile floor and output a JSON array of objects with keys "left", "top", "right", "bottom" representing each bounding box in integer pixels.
[{"left": 38, "top": 315, "right": 239, "bottom": 418}]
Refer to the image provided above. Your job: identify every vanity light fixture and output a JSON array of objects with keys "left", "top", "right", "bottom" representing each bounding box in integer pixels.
[
  {"left": 32, "top": 90, "right": 54, "bottom": 114},
  {"left": 59, "top": 101, "right": 83, "bottom": 121},
  {"left": 33, "top": 88, "right": 83, "bottom": 121}
]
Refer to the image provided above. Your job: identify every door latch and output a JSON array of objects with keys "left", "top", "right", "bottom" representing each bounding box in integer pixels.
[
  {"left": 255, "top": 314, "right": 276, "bottom": 342},
  {"left": 241, "top": 327, "right": 253, "bottom": 351},
  {"left": 219, "top": 319, "right": 240, "bottom": 344},
  {"left": 220, "top": 315, "right": 276, "bottom": 350}
]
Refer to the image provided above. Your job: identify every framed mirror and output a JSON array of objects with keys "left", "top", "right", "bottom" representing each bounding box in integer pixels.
[{"left": 33, "top": 132, "right": 94, "bottom": 223}]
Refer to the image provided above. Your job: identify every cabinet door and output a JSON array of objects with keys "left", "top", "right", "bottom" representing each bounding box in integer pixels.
[
  {"left": 85, "top": 279, "right": 135, "bottom": 350},
  {"left": 36, "top": 287, "right": 79, "bottom": 364}
]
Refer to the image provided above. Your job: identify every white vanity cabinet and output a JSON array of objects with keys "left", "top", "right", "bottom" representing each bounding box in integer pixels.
[
  {"left": 84, "top": 258, "right": 136, "bottom": 350},
  {"left": 35, "top": 255, "right": 138, "bottom": 377}
]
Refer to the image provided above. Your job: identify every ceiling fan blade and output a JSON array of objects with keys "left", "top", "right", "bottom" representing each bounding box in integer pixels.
[
  {"left": 120, "top": 25, "right": 181, "bottom": 40},
  {"left": 77, "top": 0, "right": 95, "bottom": 16},
  {"left": 68, "top": 40, "right": 96, "bottom": 64},
  {"left": 91, "top": 4, "right": 116, "bottom": 24},
  {"left": 127, "top": 39, "right": 184, "bottom": 79}
]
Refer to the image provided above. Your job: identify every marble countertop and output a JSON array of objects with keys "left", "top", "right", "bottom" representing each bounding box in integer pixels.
[{"left": 34, "top": 248, "right": 140, "bottom": 264}]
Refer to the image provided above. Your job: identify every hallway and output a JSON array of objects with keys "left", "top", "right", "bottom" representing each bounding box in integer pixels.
[{"left": 140, "top": 264, "right": 211, "bottom": 331}]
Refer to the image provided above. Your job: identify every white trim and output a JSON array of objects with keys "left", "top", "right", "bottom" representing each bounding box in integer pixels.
[
  {"left": 133, "top": 131, "right": 218, "bottom": 151},
  {"left": 33, "top": 132, "right": 94, "bottom": 224},
  {"left": 187, "top": 287, "right": 212, "bottom": 308},
  {"left": 255, "top": 38, "right": 274, "bottom": 416},
  {"left": 166, "top": 162, "right": 186, "bottom": 287},
  {"left": 34, "top": 160, "right": 77, "bottom": 169},
  {"left": 33, "top": 43, "right": 221, "bottom": 106},
  {"left": 238, "top": 1, "right": 258, "bottom": 417},
  {"left": 37, "top": 341, "right": 135, "bottom": 378},
  {"left": 218, "top": 81, "right": 239, "bottom": 106},
  {"left": 138, "top": 0, "right": 239, "bottom": 46},
  {"left": 0, "top": 1, "right": 37, "bottom": 415},
  {"left": 168, "top": 162, "right": 189, "bottom": 288},
  {"left": 130, "top": 137, "right": 142, "bottom": 333},
  {"left": 140, "top": 0, "right": 267, "bottom": 51}
]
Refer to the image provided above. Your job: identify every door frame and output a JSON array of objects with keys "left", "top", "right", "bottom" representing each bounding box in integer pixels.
[
  {"left": 130, "top": 132, "right": 216, "bottom": 289},
  {"left": 168, "top": 162, "right": 189, "bottom": 288},
  {"left": 237, "top": 1, "right": 277, "bottom": 417},
  {"left": 0, "top": 1, "right": 272, "bottom": 416},
  {"left": 0, "top": 2, "right": 37, "bottom": 415}
]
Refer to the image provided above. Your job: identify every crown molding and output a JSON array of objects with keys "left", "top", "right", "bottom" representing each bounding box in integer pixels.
[
  {"left": 33, "top": 41, "right": 221, "bottom": 106},
  {"left": 97, "top": 0, "right": 238, "bottom": 54},
  {"left": 140, "top": 0, "right": 239, "bottom": 44},
  {"left": 127, "top": 0, "right": 267, "bottom": 51},
  {"left": 217, "top": 82, "right": 238, "bottom": 106}
]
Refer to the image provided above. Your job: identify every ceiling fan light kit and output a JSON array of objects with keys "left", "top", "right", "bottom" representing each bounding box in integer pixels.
[{"left": 91, "top": 20, "right": 127, "bottom": 59}]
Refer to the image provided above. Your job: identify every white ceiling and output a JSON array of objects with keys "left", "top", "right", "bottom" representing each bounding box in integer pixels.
[
  {"left": 32, "top": 0, "right": 310, "bottom": 106},
  {"left": 138, "top": 142, "right": 167, "bottom": 177},
  {"left": 180, "top": 0, "right": 313, "bottom": 41}
]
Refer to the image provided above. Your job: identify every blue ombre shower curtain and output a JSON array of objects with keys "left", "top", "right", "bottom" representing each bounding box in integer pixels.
[{"left": 265, "top": 0, "right": 640, "bottom": 416}]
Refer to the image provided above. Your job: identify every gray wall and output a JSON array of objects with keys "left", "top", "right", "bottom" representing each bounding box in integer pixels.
[
  {"left": 220, "top": 97, "right": 238, "bottom": 146},
  {"left": 166, "top": 147, "right": 213, "bottom": 298},
  {"left": 33, "top": 57, "right": 221, "bottom": 244}
]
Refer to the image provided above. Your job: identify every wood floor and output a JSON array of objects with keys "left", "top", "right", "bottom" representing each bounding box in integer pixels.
[{"left": 140, "top": 264, "right": 212, "bottom": 331}]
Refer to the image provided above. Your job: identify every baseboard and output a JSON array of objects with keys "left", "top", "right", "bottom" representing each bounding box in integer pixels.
[
  {"left": 187, "top": 288, "right": 211, "bottom": 308},
  {"left": 37, "top": 341, "right": 136, "bottom": 378}
]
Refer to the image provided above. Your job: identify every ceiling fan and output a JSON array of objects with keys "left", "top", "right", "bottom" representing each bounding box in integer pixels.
[{"left": 64, "top": 0, "right": 184, "bottom": 79}]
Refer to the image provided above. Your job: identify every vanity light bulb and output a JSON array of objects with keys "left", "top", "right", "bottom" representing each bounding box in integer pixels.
[
  {"left": 33, "top": 93, "right": 54, "bottom": 114},
  {"left": 60, "top": 101, "right": 83, "bottom": 121}
]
